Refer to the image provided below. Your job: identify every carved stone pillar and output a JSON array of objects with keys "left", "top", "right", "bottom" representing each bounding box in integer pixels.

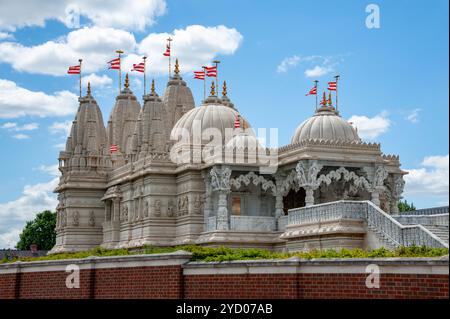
[
  {"left": 305, "top": 187, "right": 315, "bottom": 207},
  {"left": 371, "top": 190, "right": 380, "bottom": 207},
  {"left": 274, "top": 175, "right": 285, "bottom": 218},
  {"left": 216, "top": 191, "right": 230, "bottom": 230},
  {"left": 390, "top": 175, "right": 405, "bottom": 214},
  {"left": 112, "top": 198, "right": 120, "bottom": 222}
]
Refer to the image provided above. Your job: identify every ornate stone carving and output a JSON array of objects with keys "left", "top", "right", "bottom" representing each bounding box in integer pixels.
[
  {"left": 167, "top": 199, "right": 175, "bottom": 217},
  {"left": 393, "top": 175, "right": 405, "bottom": 199},
  {"left": 193, "top": 194, "right": 202, "bottom": 215},
  {"left": 154, "top": 199, "right": 161, "bottom": 217},
  {"left": 121, "top": 205, "right": 128, "bottom": 222},
  {"left": 210, "top": 166, "right": 231, "bottom": 191},
  {"left": 89, "top": 211, "right": 95, "bottom": 227},
  {"left": 316, "top": 167, "right": 372, "bottom": 192},
  {"left": 373, "top": 165, "right": 389, "bottom": 188},
  {"left": 230, "top": 171, "right": 276, "bottom": 195},
  {"left": 72, "top": 211, "right": 79, "bottom": 227},
  {"left": 144, "top": 200, "right": 149, "bottom": 218},
  {"left": 295, "top": 160, "right": 323, "bottom": 189},
  {"left": 177, "top": 195, "right": 189, "bottom": 216}
]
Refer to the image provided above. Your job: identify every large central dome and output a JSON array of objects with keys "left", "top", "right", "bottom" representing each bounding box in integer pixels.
[{"left": 291, "top": 106, "right": 360, "bottom": 144}]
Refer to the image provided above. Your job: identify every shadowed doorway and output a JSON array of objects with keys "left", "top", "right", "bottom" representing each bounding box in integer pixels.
[{"left": 283, "top": 188, "right": 306, "bottom": 214}]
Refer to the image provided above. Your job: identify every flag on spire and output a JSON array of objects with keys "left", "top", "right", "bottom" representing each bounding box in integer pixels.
[
  {"left": 234, "top": 115, "right": 241, "bottom": 129},
  {"left": 163, "top": 43, "right": 171, "bottom": 57},
  {"left": 67, "top": 65, "right": 80, "bottom": 74},
  {"left": 132, "top": 62, "right": 145, "bottom": 73},
  {"left": 306, "top": 86, "right": 317, "bottom": 96},
  {"left": 194, "top": 70, "right": 205, "bottom": 80},
  {"left": 328, "top": 81, "right": 337, "bottom": 91},
  {"left": 108, "top": 57, "right": 120, "bottom": 70},
  {"left": 204, "top": 66, "right": 217, "bottom": 77},
  {"left": 109, "top": 144, "right": 119, "bottom": 153}
]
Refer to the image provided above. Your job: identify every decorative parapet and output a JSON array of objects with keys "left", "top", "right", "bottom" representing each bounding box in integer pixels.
[
  {"left": 398, "top": 206, "right": 449, "bottom": 216},
  {"left": 277, "top": 139, "right": 381, "bottom": 154},
  {"left": 393, "top": 214, "right": 449, "bottom": 227},
  {"left": 285, "top": 200, "right": 449, "bottom": 248}
]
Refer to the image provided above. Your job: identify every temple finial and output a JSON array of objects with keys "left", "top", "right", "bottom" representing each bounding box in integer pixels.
[
  {"left": 151, "top": 79, "right": 156, "bottom": 96},
  {"left": 328, "top": 92, "right": 332, "bottom": 106},
  {"left": 124, "top": 73, "right": 129, "bottom": 89},
  {"left": 222, "top": 81, "right": 227, "bottom": 97},
  {"left": 87, "top": 82, "right": 91, "bottom": 96},
  {"left": 210, "top": 81, "right": 216, "bottom": 96},
  {"left": 174, "top": 59, "right": 180, "bottom": 75},
  {"left": 320, "top": 92, "right": 327, "bottom": 106}
]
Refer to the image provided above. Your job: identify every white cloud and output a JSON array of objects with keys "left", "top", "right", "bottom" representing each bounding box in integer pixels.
[
  {"left": 0, "top": 0, "right": 167, "bottom": 32},
  {"left": 277, "top": 55, "right": 301, "bottom": 73},
  {"left": 132, "top": 25, "right": 243, "bottom": 75},
  {"left": 1, "top": 122, "right": 39, "bottom": 131},
  {"left": 0, "top": 24, "right": 243, "bottom": 77},
  {"left": 0, "top": 79, "right": 78, "bottom": 119},
  {"left": 0, "top": 177, "right": 59, "bottom": 249},
  {"left": 81, "top": 73, "right": 112, "bottom": 88},
  {"left": 348, "top": 112, "right": 391, "bottom": 140},
  {"left": 404, "top": 155, "right": 449, "bottom": 203},
  {"left": 53, "top": 143, "right": 66, "bottom": 150},
  {"left": 38, "top": 164, "right": 60, "bottom": 177},
  {"left": 12, "top": 133, "right": 30, "bottom": 139},
  {"left": 406, "top": 108, "right": 420, "bottom": 123},
  {"left": 0, "top": 32, "right": 13, "bottom": 40},
  {"left": 304, "top": 65, "right": 333, "bottom": 78},
  {"left": 0, "top": 26, "right": 137, "bottom": 76},
  {"left": 49, "top": 120, "right": 72, "bottom": 137}
]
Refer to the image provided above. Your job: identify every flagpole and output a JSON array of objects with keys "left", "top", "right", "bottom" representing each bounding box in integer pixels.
[
  {"left": 202, "top": 66, "right": 206, "bottom": 100},
  {"left": 143, "top": 56, "right": 147, "bottom": 95},
  {"left": 167, "top": 37, "right": 173, "bottom": 79},
  {"left": 78, "top": 59, "right": 82, "bottom": 98},
  {"left": 116, "top": 50, "right": 124, "bottom": 94},
  {"left": 213, "top": 60, "right": 220, "bottom": 95},
  {"left": 314, "top": 80, "right": 318, "bottom": 110},
  {"left": 334, "top": 75, "right": 340, "bottom": 111}
]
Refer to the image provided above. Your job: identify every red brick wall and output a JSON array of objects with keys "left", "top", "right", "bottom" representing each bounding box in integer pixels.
[
  {"left": 183, "top": 273, "right": 449, "bottom": 299},
  {"left": 1, "top": 265, "right": 448, "bottom": 299}
]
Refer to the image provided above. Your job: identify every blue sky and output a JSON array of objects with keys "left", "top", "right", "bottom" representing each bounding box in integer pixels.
[{"left": 0, "top": 0, "right": 448, "bottom": 248}]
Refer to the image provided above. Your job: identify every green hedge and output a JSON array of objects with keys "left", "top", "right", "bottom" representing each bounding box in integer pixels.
[{"left": 1, "top": 245, "right": 447, "bottom": 264}]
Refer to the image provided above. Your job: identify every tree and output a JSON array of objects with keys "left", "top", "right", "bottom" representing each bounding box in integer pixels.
[
  {"left": 398, "top": 199, "right": 416, "bottom": 213},
  {"left": 16, "top": 210, "right": 56, "bottom": 250}
]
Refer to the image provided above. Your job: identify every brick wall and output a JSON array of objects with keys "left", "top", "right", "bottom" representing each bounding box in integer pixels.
[{"left": 0, "top": 254, "right": 448, "bottom": 299}]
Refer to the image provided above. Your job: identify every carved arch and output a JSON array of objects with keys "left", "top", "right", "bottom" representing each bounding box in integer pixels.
[
  {"left": 230, "top": 171, "right": 276, "bottom": 195},
  {"left": 316, "top": 167, "right": 372, "bottom": 191}
]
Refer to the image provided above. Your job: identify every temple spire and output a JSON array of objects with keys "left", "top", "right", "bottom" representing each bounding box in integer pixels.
[
  {"left": 320, "top": 91, "right": 327, "bottom": 106},
  {"left": 328, "top": 92, "right": 332, "bottom": 106},
  {"left": 222, "top": 81, "right": 227, "bottom": 97},
  {"left": 174, "top": 59, "right": 180, "bottom": 75},
  {"left": 87, "top": 82, "right": 91, "bottom": 96},
  {"left": 124, "top": 73, "right": 129, "bottom": 89},
  {"left": 210, "top": 81, "right": 216, "bottom": 96},
  {"left": 151, "top": 79, "right": 156, "bottom": 96}
]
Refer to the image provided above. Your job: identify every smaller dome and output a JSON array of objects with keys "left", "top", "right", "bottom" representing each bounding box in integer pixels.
[
  {"left": 291, "top": 106, "right": 360, "bottom": 144},
  {"left": 226, "top": 130, "right": 262, "bottom": 151}
]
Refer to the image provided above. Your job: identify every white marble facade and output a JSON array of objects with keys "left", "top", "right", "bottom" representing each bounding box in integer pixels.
[{"left": 50, "top": 63, "right": 407, "bottom": 253}]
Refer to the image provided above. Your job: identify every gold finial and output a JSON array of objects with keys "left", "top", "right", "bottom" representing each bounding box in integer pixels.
[
  {"left": 174, "top": 58, "right": 180, "bottom": 75},
  {"left": 210, "top": 81, "right": 216, "bottom": 96},
  {"left": 124, "top": 73, "right": 129, "bottom": 89},
  {"left": 328, "top": 92, "right": 332, "bottom": 106},
  {"left": 151, "top": 79, "right": 156, "bottom": 96},
  {"left": 222, "top": 81, "right": 227, "bottom": 97},
  {"left": 320, "top": 92, "right": 327, "bottom": 106},
  {"left": 87, "top": 82, "right": 91, "bottom": 95}
]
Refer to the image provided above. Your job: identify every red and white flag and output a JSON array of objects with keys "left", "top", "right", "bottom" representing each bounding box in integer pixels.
[
  {"left": 204, "top": 66, "right": 217, "bottom": 77},
  {"left": 194, "top": 70, "right": 205, "bottom": 80},
  {"left": 328, "top": 81, "right": 337, "bottom": 91},
  {"left": 234, "top": 115, "right": 241, "bottom": 129},
  {"left": 108, "top": 58, "right": 120, "bottom": 70},
  {"left": 306, "top": 86, "right": 317, "bottom": 96},
  {"left": 67, "top": 65, "right": 81, "bottom": 75},
  {"left": 110, "top": 144, "right": 119, "bottom": 153},
  {"left": 132, "top": 62, "right": 145, "bottom": 73},
  {"left": 163, "top": 44, "right": 170, "bottom": 57}
]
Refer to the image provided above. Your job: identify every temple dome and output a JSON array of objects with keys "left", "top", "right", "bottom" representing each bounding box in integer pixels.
[
  {"left": 226, "top": 130, "right": 262, "bottom": 151},
  {"left": 291, "top": 106, "right": 360, "bottom": 144},
  {"left": 171, "top": 95, "right": 250, "bottom": 146}
]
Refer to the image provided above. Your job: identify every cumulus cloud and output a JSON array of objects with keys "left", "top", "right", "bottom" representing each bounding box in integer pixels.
[
  {"left": 404, "top": 155, "right": 449, "bottom": 204},
  {"left": 406, "top": 108, "right": 420, "bottom": 123},
  {"left": 81, "top": 73, "right": 112, "bottom": 88},
  {"left": 0, "top": 25, "right": 243, "bottom": 77},
  {"left": 0, "top": 79, "right": 78, "bottom": 119},
  {"left": 348, "top": 111, "right": 391, "bottom": 140},
  {"left": 0, "top": 0, "right": 166, "bottom": 32},
  {"left": 49, "top": 120, "right": 72, "bottom": 137},
  {"left": 1, "top": 122, "right": 39, "bottom": 131},
  {"left": 38, "top": 164, "right": 60, "bottom": 176},
  {"left": 0, "top": 27, "right": 137, "bottom": 76},
  {"left": 276, "top": 55, "right": 339, "bottom": 77},
  {"left": 0, "top": 177, "right": 59, "bottom": 248},
  {"left": 0, "top": 32, "right": 13, "bottom": 40},
  {"left": 12, "top": 133, "right": 30, "bottom": 139}
]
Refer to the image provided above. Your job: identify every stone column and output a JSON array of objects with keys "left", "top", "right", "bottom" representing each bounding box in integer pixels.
[
  {"left": 305, "top": 187, "right": 315, "bottom": 207},
  {"left": 216, "top": 191, "right": 230, "bottom": 230},
  {"left": 113, "top": 198, "right": 120, "bottom": 222},
  {"left": 274, "top": 175, "right": 285, "bottom": 218},
  {"left": 371, "top": 190, "right": 380, "bottom": 207}
]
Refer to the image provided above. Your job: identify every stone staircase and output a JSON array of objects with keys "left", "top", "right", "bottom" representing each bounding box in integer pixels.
[{"left": 423, "top": 225, "right": 449, "bottom": 244}]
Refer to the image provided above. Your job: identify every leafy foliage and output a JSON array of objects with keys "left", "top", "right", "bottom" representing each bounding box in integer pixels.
[
  {"left": 398, "top": 199, "right": 416, "bottom": 212},
  {"left": 2, "top": 244, "right": 446, "bottom": 264},
  {"left": 16, "top": 210, "right": 56, "bottom": 250}
]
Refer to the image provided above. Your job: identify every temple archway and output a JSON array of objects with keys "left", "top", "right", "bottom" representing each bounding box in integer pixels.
[{"left": 283, "top": 188, "right": 306, "bottom": 214}]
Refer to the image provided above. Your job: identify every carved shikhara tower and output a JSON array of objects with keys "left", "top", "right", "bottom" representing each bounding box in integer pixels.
[{"left": 51, "top": 66, "right": 409, "bottom": 254}]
